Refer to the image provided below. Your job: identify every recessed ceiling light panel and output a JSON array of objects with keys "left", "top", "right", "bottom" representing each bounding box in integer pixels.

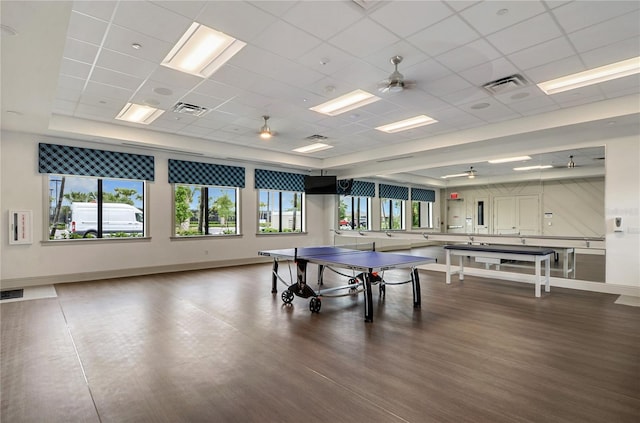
[
  {"left": 537, "top": 56, "right": 640, "bottom": 95},
  {"left": 375, "top": 115, "right": 438, "bottom": 133},
  {"left": 293, "top": 143, "right": 333, "bottom": 153},
  {"left": 309, "top": 89, "right": 380, "bottom": 116},
  {"left": 161, "top": 22, "right": 246, "bottom": 78},
  {"left": 488, "top": 156, "right": 531, "bottom": 164},
  {"left": 115, "top": 103, "right": 164, "bottom": 124}
]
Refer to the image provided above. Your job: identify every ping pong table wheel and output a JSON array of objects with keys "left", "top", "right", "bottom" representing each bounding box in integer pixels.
[
  {"left": 281, "top": 290, "right": 294, "bottom": 304},
  {"left": 309, "top": 297, "right": 321, "bottom": 313}
]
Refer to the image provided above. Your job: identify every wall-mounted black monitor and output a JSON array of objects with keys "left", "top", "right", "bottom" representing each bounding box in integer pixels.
[{"left": 304, "top": 175, "right": 337, "bottom": 195}]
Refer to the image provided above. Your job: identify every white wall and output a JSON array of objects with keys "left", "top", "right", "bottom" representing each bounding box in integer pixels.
[
  {"left": 0, "top": 131, "right": 327, "bottom": 288},
  {"left": 605, "top": 135, "right": 640, "bottom": 287},
  {"left": 1, "top": 131, "right": 638, "bottom": 290}
]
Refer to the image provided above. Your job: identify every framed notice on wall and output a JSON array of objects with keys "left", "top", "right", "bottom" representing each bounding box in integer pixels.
[{"left": 9, "top": 210, "right": 33, "bottom": 245}]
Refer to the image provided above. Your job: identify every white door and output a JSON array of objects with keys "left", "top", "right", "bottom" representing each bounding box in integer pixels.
[
  {"left": 446, "top": 199, "right": 466, "bottom": 233},
  {"left": 516, "top": 195, "right": 540, "bottom": 235},
  {"left": 493, "top": 195, "right": 540, "bottom": 235}
]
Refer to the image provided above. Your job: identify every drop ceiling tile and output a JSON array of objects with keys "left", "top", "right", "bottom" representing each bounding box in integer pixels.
[
  {"left": 252, "top": 20, "right": 322, "bottom": 61},
  {"left": 523, "top": 56, "right": 585, "bottom": 82},
  {"left": 580, "top": 37, "right": 640, "bottom": 68},
  {"left": 369, "top": 1, "right": 452, "bottom": 38},
  {"left": 59, "top": 58, "right": 92, "bottom": 79},
  {"left": 58, "top": 74, "right": 86, "bottom": 91},
  {"left": 63, "top": 38, "right": 99, "bottom": 64},
  {"left": 78, "top": 93, "right": 123, "bottom": 112},
  {"left": 281, "top": 1, "right": 363, "bottom": 40},
  {"left": 501, "top": 93, "right": 556, "bottom": 113},
  {"left": 404, "top": 58, "right": 453, "bottom": 84},
  {"left": 113, "top": 1, "right": 192, "bottom": 43},
  {"left": 146, "top": 65, "right": 202, "bottom": 90},
  {"left": 550, "top": 88, "right": 606, "bottom": 108},
  {"left": 328, "top": 18, "right": 399, "bottom": 58},
  {"left": 438, "top": 86, "right": 490, "bottom": 107},
  {"left": 552, "top": 0, "right": 640, "bottom": 34},
  {"left": 486, "top": 13, "right": 563, "bottom": 55},
  {"left": 297, "top": 43, "right": 356, "bottom": 76},
  {"left": 448, "top": 1, "right": 481, "bottom": 12},
  {"left": 460, "top": 1, "right": 546, "bottom": 36},
  {"left": 197, "top": 1, "right": 277, "bottom": 43},
  {"left": 598, "top": 74, "right": 640, "bottom": 99},
  {"left": 568, "top": 10, "right": 640, "bottom": 53},
  {"left": 67, "top": 11, "right": 108, "bottom": 45},
  {"left": 408, "top": 15, "right": 479, "bottom": 57},
  {"left": 151, "top": 1, "right": 207, "bottom": 19},
  {"left": 424, "top": 73, "right": 473, "bottom": 97},
  {"left": 72, "top": 1, "right": 117, "bottom": 21},
  {"left": 84, "top": 80, "right": 133, "bottom": 103},
  {"left": 461, "top": 98, "right": 520, "bottom": 122},
  {"left": 96, "top": 49, "right": 158, "bottom": 79},
  {"left": 91, "top": 67, "right": 144, "bottom": 91},
  {"left": 507, "top": 36, "right": 574, "bottom": 71},
  {"left": 178, "top": 124, "right": 215, "bottom": 137},
  {"left": 103, "top": 25, "right": 173, "bottom": 64},
  {"left": 435, "top": 39, "right": 502, "bottom": 73},
  {"left": 362, "top": 41, "right": 428, "bottom": 72}
]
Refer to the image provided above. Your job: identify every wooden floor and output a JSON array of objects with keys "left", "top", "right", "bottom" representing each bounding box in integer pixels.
[{"left": 1, "top": 263, "right": 638, "bottom": 422}]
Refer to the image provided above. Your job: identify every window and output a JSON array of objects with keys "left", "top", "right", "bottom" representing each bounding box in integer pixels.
[
  {"left": 412, "top": 201, "right": 434, "bottom": 229},
  {"left": 379, "top": 183, "right": 408, "bottom": 230},
  {"left": 40, "top": 143, "right": 154, "bottom": 241},
  {"left": 381, "top": 198, "right": 405, "bottom": 230},
  {"left": 174, "top": 185, "right": 238, "bottom": 236},
  {"left": 258, "top": 190, "right": 304, "bottom": 233},
  {"left": 339, "top": 195, "right": 370, "bottom": 230},
  {"left": 48, "top": 175, "right": 145, "bottom": 240}
]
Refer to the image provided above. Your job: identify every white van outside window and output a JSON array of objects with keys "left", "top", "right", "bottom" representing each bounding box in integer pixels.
[{"left": 47, "top": 175, "right": 145, "bottom": 240}]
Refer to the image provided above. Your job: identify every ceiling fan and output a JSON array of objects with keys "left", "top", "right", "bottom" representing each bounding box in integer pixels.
[{"left": 378, "top": 55, "right": 414, "bottom": 93}]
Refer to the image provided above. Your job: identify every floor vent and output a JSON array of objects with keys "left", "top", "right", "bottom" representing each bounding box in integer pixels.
[
  {"left": 1, "top": 289, "right": 24, "bottom": 300},
  {"left": 482, "top": 74, "right": 528, "bottom": 95},
  {"left": 172, "top": 102, "right": 210, "bottom": 117}
]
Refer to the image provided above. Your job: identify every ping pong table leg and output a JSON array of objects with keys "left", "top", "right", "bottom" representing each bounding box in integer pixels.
[
  {"left": 412, "top": 268, "right": 421, "bottom": 308},
  {"left": 271, "top": 260, "right": 279, "bottom": 293},
  {"left": 363, "top": 270, "right": 374, "bottom": 322}
]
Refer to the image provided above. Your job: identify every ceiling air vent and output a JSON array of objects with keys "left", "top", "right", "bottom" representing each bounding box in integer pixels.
[
  {"left": 305, "top": 134, "right": 328, "bottom": 141},
  {"left": 482, "top": 74, "right": 528, "bottom": 95},
  {"left": 172, "top": 102, "right": 210, "bottom": 117}
]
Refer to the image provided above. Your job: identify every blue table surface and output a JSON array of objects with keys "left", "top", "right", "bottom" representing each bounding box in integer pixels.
[{"left": 259, "top": 246, "right": 434, "bottom": 267}]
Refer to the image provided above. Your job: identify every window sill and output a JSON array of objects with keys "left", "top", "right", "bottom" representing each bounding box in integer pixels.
[{"left": 41, "top": 236, "right": 152, "bottom": 245}]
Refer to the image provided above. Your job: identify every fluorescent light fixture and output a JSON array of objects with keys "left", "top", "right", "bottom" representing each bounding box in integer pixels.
[
  {"left": 115, "top": 103, "right": 164, "bottom": 124},
  {"left": 537, "top": 56, "right": 640, "bottom": 95},
  {"left": 441, "top": 173, "right": 469, "bottom": 179},
  {"left": 162, "top": 22, "right": 246, "bottom": 78},
  {"left": 513, "top": 165, "right": 553, "bottom": 171},
  {"left": 375, "top": 115, "right": 438, "bottom": 133},
  {"left": 310, "top": 89, "right": 380, "bottom": 116},
  {"left": 488, "top": 155, "right": 531, "bottom": 164},
  {"left": 293, "top": 143, "right": 333, "bottom": 153}
]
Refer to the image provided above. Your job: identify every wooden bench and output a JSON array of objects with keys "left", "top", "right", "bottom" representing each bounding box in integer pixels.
[{"left": 444, "top": 244, "right": 556, "bottom": 297}]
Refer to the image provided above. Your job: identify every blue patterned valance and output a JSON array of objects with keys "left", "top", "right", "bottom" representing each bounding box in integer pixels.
[
  {"left": 255, "top": 169, "right": 305, "bottom": 191},
  {"left": 411, "top": 188, "right": 436, "bottom": 202},
  {"left": 169, "top": 159, "right": 245, "bottom": 187},
  {"left": 38, "top": 143, "right": 154, "bottom": 181},
  {"left": 337, "top": 180, "right": 375, "bottom": 197},
  {"left": 379, "top": 183, "right": 408, "bottom": 200}
]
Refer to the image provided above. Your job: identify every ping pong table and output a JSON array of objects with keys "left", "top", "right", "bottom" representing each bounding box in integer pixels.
[{"left": 259, "top": 245, "right": 435, "bottom": 322}]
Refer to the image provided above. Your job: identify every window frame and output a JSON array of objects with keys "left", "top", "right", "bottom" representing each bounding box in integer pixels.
[
  {"left": 173, "top": 184, "right": 240, "bottom": 237},
  {"left": 411, "top": 200, "right": 434, "bottom": 229},
  {"left": 258, "top": 189, "right": 305, "bottom": 234},
  {"left": 380, "top": 197, "right": 405, "bottom": 230},
  {"left": 45, "top": 174, "right": 147, "bottom": 241},
  {"left": 338, "top": 195, "right": 371, "bottom": 231}
]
